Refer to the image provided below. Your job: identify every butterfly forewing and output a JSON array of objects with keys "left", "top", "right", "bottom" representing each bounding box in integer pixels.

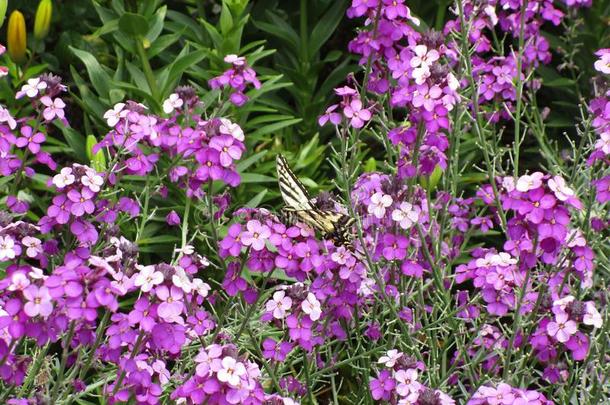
[
  {"left": 276, "top": 155, "right": 315, "bottom": 211},
  {"left": 276, "top": 154, "right": 356, "bottom": 250}
]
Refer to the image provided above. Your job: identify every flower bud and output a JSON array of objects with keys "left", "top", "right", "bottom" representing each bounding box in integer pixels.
[
  {"left": 7, "top": 10, "right": 26, "bottom": 64},
  {"left": 0, "top": 1, "right": 8, "bottom": 29},
  {"left": 34, "top": 0, "right": 53, "bottom": 40}
]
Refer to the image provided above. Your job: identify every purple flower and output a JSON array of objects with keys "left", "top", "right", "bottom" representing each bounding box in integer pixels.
[
  {"left": 241, "top": 220, "right": 271, "bottom": 251},
  {"left": 343, "top": 98, "right": 372, "bottom": 128},
  {"left": 15, "top": 126, "right": 45, "bottom": 154},
  {"left": 67, "top": 188, "right": 96, "bottom": 217},
  {"left": 151, "top": 322, "right": 186, "bottom": 354},
  {"left": 262, "top": 338, "right": 293, "bottom": 362},
  {"left": 166, "top": 210, "right": 181, "bottom": 226},
  {"left": 156, "top": 285, "right": 184, "bottom": 322},
  {"left": 209, "top": 135, "right": 243, "bottom": 167},
  {"left": 369, "top": 370, "right": 395, "bottom": 401}
]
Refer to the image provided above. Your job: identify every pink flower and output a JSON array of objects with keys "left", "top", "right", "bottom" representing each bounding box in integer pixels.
[
  {"left": 23, "top": 285, "right": 54, "bottom": 318},
  {"left": 343, "top": 98, "right": 372, "bottom": 129},
  {"left": 241, "top": 220, "right": 271, "bottom": 251},
  {"left": 265, "top": 290, "right": 292, "bottom": 319},
  {"left": 40, "top": 96, "right": 66, "bottom": 121},
  {"left": 594, "top": 49, "right": 610, "bottom": 74},
  {"left": 547, "top": 312, "right": 578, "bottom": 343},
  {"left": 156, "top": 285, "right": 184, "bottom": 322},
  {"left": 515, "top": 172, "right": 544, "bottom": 192},
  {"left": 368, "top": 192, "right": 393, "bottom": 219}
]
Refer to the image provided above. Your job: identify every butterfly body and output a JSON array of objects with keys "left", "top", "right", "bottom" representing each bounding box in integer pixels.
[{"left": 276, "top": 154, "right": 356, "bottom": 250}]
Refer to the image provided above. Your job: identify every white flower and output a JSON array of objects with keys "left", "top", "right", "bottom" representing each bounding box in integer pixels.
[
  {"left": 378, "top": 349, "right": 403, "bottom": 368},
  {"left": 175, "top": 245, "right": 195, "bottom": 255},
  {"left": 0, "top": 106, "right": 17, "bottom": 129},
  {"left": 224, "top": 54, "right": 246, "bottom": 66},
  {"left": 565, "top": 229, "right": 586, "bottom": 247},
  {"left": 583, "top": 302, "right": 602, "bottom": 328},
  {"left": 103, "top": 102, "right": 127, "bottom": 127},
  {"left": 501, "top": 176, "right": 516, "bottom": 192},
  {"left": 368, "top": 192, "right": 393, "bottom": 219},
  {"left": 594, "top": 53, "right": 610, "bottom": 75},
  {"left": 81, "top": 169, "right": 104, "bottom": 192},
  {"left": 483, "top": 5, "right": 499, "bottom": 25},
  {"left": 134, "top": 264, "right": 164, "bottom": 292},
  {"left": 8, "top": 272, "right": 30, "bottom": 291},
  {"left": 594, "top": 132, "right": 610, "bottom": 155},
  {"left": 22, "top": 236, "right": 42, "bottom": 258},
  {"left": 192, "top": 278, "right": 211, "bottom": 298},
  {"left": 552, "top": 295, "right": 575, "bottom": 313},
  {"left": 392, "top": 202, "right": 419, "bottom": 229},
  {"left": 52, "top": 167, "right": 76, "bottom": 189},
  {"left": 410, "top": 45, "right": 439, "bottom": 69},
  {"left": 488, "top": 252, "right": 517, "bottom": 266},
  {"left": 28, "top": 267, "right": 46, "bottom": 280},
  {"left": 217, "top": 356, "right": 246, "bottom": 387},
  {"left": 301, "top": 293, "right": 322, "bottom": 321},
  {"left": 17, "top": 78, "right": 47, "bottom": 99},
  {"left": 172, "top": 267, "right": 193, "bottom": 293},
  {"left": 0, "top": 235, "right": 16, "bottom": 260},
  {"left": 162, "top": 93, "right": 184, "bottom": 114},
  {"left": 548, "top": 175, "right": 575, "bottom": 201},
  {"left": 265, "top": 290, "right": 293, "bottom": 319},
  {"left": 219, "top": 118, "right": 245, "bottom": 141},
  {"left": 515, "top": 172, "right": 544, "bottom": 192}
]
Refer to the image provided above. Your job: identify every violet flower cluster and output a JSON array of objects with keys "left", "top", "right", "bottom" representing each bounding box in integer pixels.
[
  {"left": 589, "top": 49, "right": 610, "bottom": 205},
  {"left": 0, "top": 71, "right": 298, "bottom": 404},
  {"left": 209, "top": 54, "right": 262, "bottom": 107},
  {"left": 370, "top": 350, "right": 455, "bottom": 404}
]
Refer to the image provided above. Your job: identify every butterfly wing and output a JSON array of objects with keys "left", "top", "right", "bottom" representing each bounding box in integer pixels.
[
  {"left": 276, "top": 154, "right": 316, "bottom": 211},
  {"left": 276, "top": 154, "right": 356, "bottom": 249}
]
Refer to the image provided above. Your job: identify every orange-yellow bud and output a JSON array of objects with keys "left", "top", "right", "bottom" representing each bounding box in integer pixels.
[
  {"left": 34, "top": 0, "right": 53, "bottom": 40},
  {"left": 7, "top": 10, "right": 26, "bottom": 64}
]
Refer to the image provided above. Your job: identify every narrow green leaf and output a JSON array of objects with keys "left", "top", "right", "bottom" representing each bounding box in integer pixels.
[{"left": 69, "top": 47, "right": 112, "bottom": 100}]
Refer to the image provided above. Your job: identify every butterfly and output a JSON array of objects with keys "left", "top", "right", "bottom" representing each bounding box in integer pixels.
[{"left": 276, "top": 154, "right": 356, "bottom": 250}]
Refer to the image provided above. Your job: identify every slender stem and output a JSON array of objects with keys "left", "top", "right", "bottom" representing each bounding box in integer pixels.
[
  {"left": 49, "top": 321, "right": 77, "bottom": 403},
  {"left": 18, "top": 343, "right": 49, "bottom": 397},
  {"left": 135, "top": 36, "right": 158, "bottom": 102},
  {"left": 512, "top": 0, "right": 529, "bottom": 178}
]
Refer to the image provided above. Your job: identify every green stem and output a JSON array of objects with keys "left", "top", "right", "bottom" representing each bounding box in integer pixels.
[
  {"left": 18, "top": 343, "right": 49, "bottom": 397},
  {"left": 49, "top": 321, "right": 77, "bottom": 404},
  {"left": 135, "top": 36, "right": 158, "bottom": 102}
]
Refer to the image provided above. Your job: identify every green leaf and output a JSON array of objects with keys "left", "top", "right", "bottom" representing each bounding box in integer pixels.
[
  {"left": 55, "top": 121, "right": 87, "bottom": 162},
  {"left": 69, "top": 47, "right": 112, "bottom": 100},
  {"left": 245, "top": 189, "right": 268, "bottom": 208},
  {"left": 118, "top": 12, "right": 149, "bottom": 37},
  {"left": 146, "top": 5, "right": 167, "bottom": 43},
  {"left": 248, "top": 118, "right": 302, "bottom": 138},
  {"left": 236, "top": 150, "right": 268, "bottom": 172},
  {"left": 240, "top": 173, "right": 276, "bottom": 183},
  {"left": 364, "top": 157, "right": 376, "bottom": 172},
  {"left": 219, "top": 1, "right": 233, "bottom": 34},
  {"left": 86, "top": 135, "right": 107, "bottom": 172},
  {"left": 161, "top": 48, "right": 208, "bottom": 97},
  {"left": 309, "top": 1, "right": 347, "bottom": 58}
]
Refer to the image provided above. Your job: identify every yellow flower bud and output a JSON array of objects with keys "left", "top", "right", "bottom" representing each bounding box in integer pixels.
[
  {"left": 34, "top": 0, "right": 53, "bottom": 40},
  {"left": 7, "top": 10, "right": 26, "bottom": 64},
  {"left": 0, "top": 1, "right": 8, "bottom": 29}
]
